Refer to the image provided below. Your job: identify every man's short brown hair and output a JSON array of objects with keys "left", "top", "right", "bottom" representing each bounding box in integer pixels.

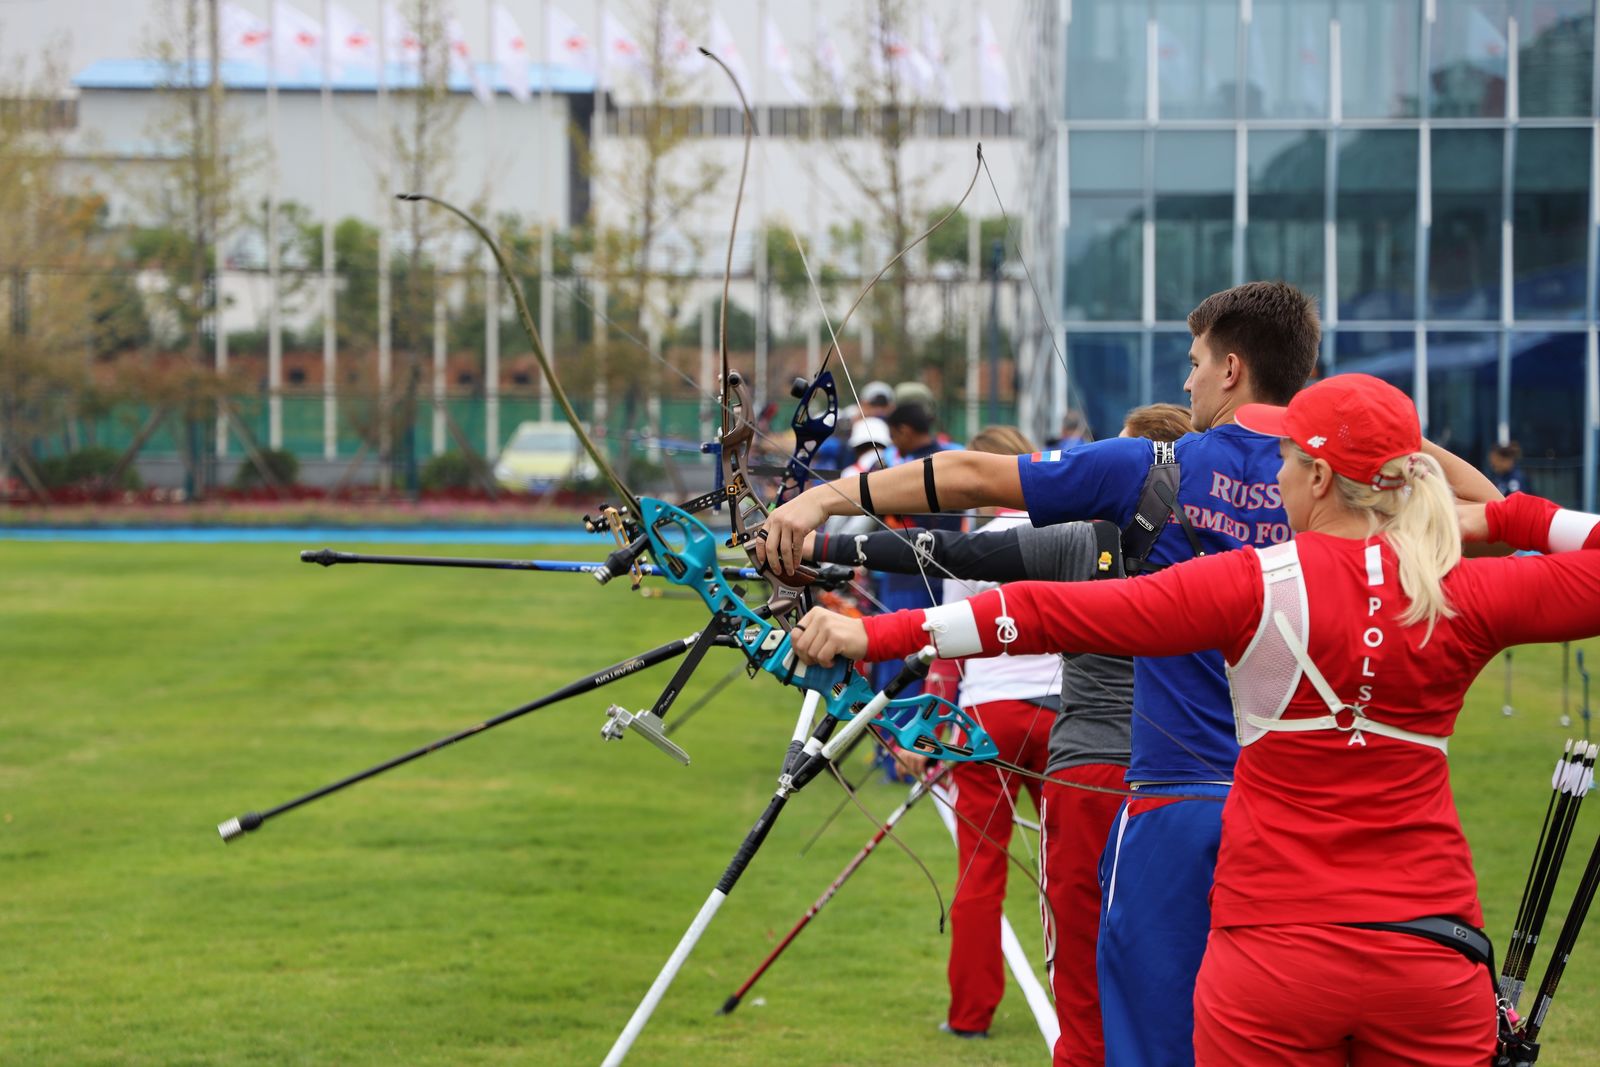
[
  {"left": 1186, "top": 281, "right": 1320, "bottom": 405},
  {"left": 1122, "top": 402, "right": 1192, "bottom": 443}
]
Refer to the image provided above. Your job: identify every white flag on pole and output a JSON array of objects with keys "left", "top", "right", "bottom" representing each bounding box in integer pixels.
[
  {"left": 219, "top": 1, "right": 271, "bottom": 65},
  {"left": 874, "top": 23, "right": 933, "bottom": 98},
  {"left": 547, "top": 4, "right": 596, "bottom": 75},
  {"left": 1464, "top": 6, "right": 1509, "bottom": 76},
  {"left": 384, "top": 1, "right": 423, "bottom": 71},
  {"left": 447, "top": 15, "right": 493, "bottom": 104},
  {"left": 764, "top": 16, "right": 805, "bottom": 103},
  {"left": 814, "top": 15, "right": 853, "bottom": 107},
  {"left": 663, "top": 14, "right": 706, "bottom": 76},
  {"left": 707, "top": 13, "right": 748, "bottom": 90},
  {"left": 273, "top": 0, "right": 324, "bottom": 82},
  {"left": 603, "top": 11, "right": 646, "bottom": 86},
  {"left": 977, "top": 12, "right": 1011, "bottom": 112},
  {"left": 327, "top": 3, "right": 377, "bottom": 79},
  {"left": 492, "top": 3, "right": 532, "bottom": 102},
  {"left": 921, "top": 14, "right": 958, "bottom": 112}
]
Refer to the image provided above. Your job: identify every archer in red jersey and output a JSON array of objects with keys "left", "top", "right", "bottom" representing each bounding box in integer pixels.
[{"left": 788, "top": 373, "right": 1600, "bottom": 1066}]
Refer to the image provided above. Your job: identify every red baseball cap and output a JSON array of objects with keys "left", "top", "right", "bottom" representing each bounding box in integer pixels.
[{"left": 1235, "top": 374, "right": 1421, "bottom": 490}]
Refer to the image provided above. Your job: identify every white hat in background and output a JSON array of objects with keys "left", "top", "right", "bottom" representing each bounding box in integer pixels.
[
  {"left": 848, "top": 417, "right": 891, "bottom": 450},
  {"left": 861, "top": 381, "right": 896, "bottom": 407}
]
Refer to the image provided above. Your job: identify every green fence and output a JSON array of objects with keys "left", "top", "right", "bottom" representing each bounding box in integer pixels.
[{"left": 38, "top": 392, "right": 1017, "bottom": 469}]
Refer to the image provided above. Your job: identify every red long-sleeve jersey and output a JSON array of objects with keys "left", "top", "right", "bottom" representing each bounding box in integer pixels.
[{"left": 865, "top": 494, "right": 1600, "bottom": 928}]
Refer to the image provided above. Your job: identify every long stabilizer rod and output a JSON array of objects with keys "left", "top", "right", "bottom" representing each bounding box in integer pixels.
[
  {"left": 301, "top": 548, "right": 761, "bottom": 581},
  {"left": 600, "top": 653, "right": 933, "bottom": 1065},
  {"left": 930, "top": 783, "right": 1059, "bottom": 1050},
  {"left": 218, "top": 629, "right": 729, "bottom": 843},
  {"left": 718, "top": 765, "right": 952, "bottom": 1016}
]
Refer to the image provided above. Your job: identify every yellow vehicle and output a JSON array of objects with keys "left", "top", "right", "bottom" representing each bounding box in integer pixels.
[{"left": 492, "top": 421, "right": 598, "bottom": 492}]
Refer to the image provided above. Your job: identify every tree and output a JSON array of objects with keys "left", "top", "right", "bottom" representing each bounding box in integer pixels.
[
  {"left": 581, "top": 0, "right": 726, "bottom": 473},
  {"left": 815, "top": 0, "right": 958, "bottom": 382},
  {"left": 113, "top": 0, "right": 265, "bottom": 497},
  {"left": 0, "top": 39, "right": 104, "bottom": 495}
]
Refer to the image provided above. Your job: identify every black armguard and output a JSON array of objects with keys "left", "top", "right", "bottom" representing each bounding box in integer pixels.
[
  {"left": 922, "top": 455, "right": 941, "bottom": 513},
  {"left": 813, "top": 524, "right": 1030, "bottom": 582}
]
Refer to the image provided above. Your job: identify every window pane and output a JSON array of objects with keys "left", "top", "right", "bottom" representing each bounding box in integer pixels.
[
  {"left": 1248, "top": 130, "right": 1326, "bottom": 303},
  {"left": 1510, "top": 332, "right": 1586, "bottom": 504},
  {"left": 1429, "top": 129, "right": 1503, "bottom": 319},
  {"left": 1067, "top": 132, "right": 1145, "bottom": 322},
  {"left": 1152, "top": 332, "right": 1196, "bottom": 406},
  {"left": 1513, "top": 128, "right": 1589, "bottom": 320},
  {"left": 1246, "top": 0, "right": 1331, "bottom": 118},
  {"left": 1332, "top": 331, "right": 1416, "bottom": 395},
  {"left": 1337, "top": 129, "right": 1419, "bottom": 320},
  {"left": 1517, "top": 0, "right": 1594, "bottom": 118},
  {"left": 1155, "top": 131, "right": 1235, "bottom": 320},
  {"left": 1430, "top": 0, "right": 1510, "bottom": 118},
  {"left": 1425, "top": 331, "right": 1498, "bottom": 465},
  {"left": 1157, "top": 0, "right": 1239, "bottom": 119},
  {"left": 1068, "top": 0, "right": 1148, "bottom": 119},
  {"left": 1069, "top": 333, "right": 1142, "bottom": 442},
  {"left": 1339, "top": 0, "right": 1423, "bottom": 118}
]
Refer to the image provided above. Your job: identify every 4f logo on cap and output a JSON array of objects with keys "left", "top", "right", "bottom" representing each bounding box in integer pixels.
[{"left": 1308, "top": 435, "right": 1327, "bottom": 448}]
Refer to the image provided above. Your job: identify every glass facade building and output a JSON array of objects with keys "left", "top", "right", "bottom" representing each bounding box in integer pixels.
[{"left": 1039, "top": 0, "right": 1598, "bottom": 507}]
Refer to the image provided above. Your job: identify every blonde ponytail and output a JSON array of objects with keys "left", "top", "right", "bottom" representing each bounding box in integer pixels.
[{"left": 1291, "top": 446, "right": 1461, "bottom": 639}]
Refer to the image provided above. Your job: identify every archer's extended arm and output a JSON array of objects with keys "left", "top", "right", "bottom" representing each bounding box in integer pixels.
[{"left": 811, "top": 525, "right": 1031, "bottom": 583}]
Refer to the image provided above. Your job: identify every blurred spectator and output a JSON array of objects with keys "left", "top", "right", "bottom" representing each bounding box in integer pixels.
[
  {"left": 1047, "top": 409, "right": 1093, "bottom": 451},
  {"left": 846, "top": 416, "right": 892, "bottom": 473},
  {"left": 895, "top": 381, "right": 961, "bottom": 449},
  {"left": 861, "top": 380, "right": 896, "bottom": 419},
  {"left": 1488, "top": 441, "right": 1525, "bottom": 496}
]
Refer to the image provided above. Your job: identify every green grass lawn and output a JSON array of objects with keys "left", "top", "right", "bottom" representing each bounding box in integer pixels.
[{"left": 2, "top": 542, "right": 1598, "bottom": 1066}]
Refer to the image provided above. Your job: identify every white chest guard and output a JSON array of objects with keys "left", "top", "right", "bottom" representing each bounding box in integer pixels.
[
  {"left": 1227, "top": 542, "right": 1309, "bottom": 746},
  {"left": 1227, "top": 541, "right": 1449, "bottom": 754}
]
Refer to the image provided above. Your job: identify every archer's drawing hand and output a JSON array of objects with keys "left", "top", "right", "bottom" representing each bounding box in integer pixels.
[
  {"left": 789, "top": 606, "right": 868, "bottom": 668},
  {"left": 758, "top": 492, "right": 829, "bottom": 576}
]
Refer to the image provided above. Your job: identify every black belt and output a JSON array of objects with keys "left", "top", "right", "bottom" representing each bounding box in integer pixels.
[{"left": 1342, "top": 915, "right": 1494, "bottom": 971}]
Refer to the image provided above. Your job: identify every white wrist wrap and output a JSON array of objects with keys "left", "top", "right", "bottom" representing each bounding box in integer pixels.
[
  {"left": 1549, "top": 509, "right": 1600, "bottom": 552},
  {"left": 921, "top": 601, "right": 983, "bottom": 657}
]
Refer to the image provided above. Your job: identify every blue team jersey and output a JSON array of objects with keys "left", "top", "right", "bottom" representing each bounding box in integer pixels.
[{"left": 1017, "top": 424, "right": 1289, "bottom": 783}]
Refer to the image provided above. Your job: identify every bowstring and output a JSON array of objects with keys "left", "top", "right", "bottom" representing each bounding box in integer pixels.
[{"left": 750, "top": 137, "right": 1045, "bottom": 890}]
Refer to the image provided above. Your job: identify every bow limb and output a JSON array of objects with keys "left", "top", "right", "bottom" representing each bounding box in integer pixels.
[
  {"left": 697, "top": 48, "right": 812, "bottom": 621},
  {"left": 396, "top": 193, "right": 642, "bottom": 521},
  {"left": 814, "top": 145, "right": 984, "bottom": 381}
]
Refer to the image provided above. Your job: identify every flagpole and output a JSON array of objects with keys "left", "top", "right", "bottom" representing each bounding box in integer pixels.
[
  {"left": 211, "top": 0, "right": 228, "bottom": 463},
  {"left": 267, "top": 0, "right": 283, "bottom": 450},
  {"left": 538, "top": 0, "right": 555, "bottom": 423},
  {"left": 592, "top": 0, "right": 608, "bottom": 442},
  {"left": 966, "top": 5, "right": 980, "bottom": 439},
  {"left": 376, "top": 0, "right": 393, "bottom": 493},
  {"left": 753, "top": 1, "right": 769, "bottom": 421},
  {"left": 484, "top": 0, "right": 501, "bottom": 463},
  {"left": 321, "top": 0, "right": 337, "bottom": 461}
]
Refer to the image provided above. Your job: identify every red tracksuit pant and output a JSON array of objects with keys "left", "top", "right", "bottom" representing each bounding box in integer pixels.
[
  {"left": 1040, "top": 762, "right": 1128, "bottom": 1067},
  {"left": 1194, "top": 923, "right": 1496, "bottom": 1066},
  {"left": 944, "top": 699, "right": 1053, "bottom": 1034}
]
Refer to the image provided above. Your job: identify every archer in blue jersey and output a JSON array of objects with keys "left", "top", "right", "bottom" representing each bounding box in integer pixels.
[{"left": 1018, "top": 426, "right": 1287, "bottom": 786}]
